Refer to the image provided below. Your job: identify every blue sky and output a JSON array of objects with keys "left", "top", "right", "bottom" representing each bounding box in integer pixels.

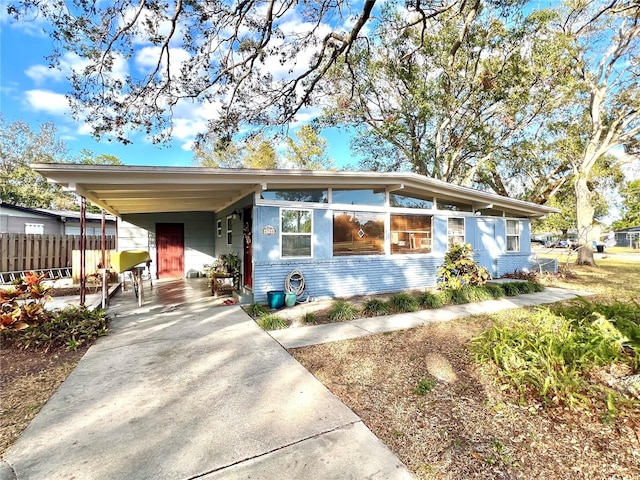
[{"left": 0, "top": 12, "right": 356, "bottom": 168}]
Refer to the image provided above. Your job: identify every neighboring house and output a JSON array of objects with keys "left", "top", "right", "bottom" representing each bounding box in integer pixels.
[
  {"left": 32, "top": 165, "right": 559, "bottom": 303},
  {"left": 0, "top": 202, "right": 117, "bottom": 236},
  {"left": 614, "top": 226, "right": 640, "bottom": 249}
]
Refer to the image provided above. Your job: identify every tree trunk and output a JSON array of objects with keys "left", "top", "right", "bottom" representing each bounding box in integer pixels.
[{"left": 575, "top": 175, "right": 596, "bottom": 266}]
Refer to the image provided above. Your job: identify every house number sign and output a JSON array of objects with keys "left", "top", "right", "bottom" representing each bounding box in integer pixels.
[{"left": 262, "top": 225, "right": 277, "bottom": 236}]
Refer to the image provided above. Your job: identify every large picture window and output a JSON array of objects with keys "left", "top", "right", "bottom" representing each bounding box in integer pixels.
[
  {"left": 391, "top": 215, "right": 432, "bottom": 254},
  {"left": 333, "top": 211, "right": 385, "bottom": 256},
  {"left": 447, "top": 218, "right": 465, "bottom": 246},
  {"left": 281, "top": 209, "right": 312, "bottom": 257},
  {"left": 506, "top": 220, "right": 521, "bottom": 252}
]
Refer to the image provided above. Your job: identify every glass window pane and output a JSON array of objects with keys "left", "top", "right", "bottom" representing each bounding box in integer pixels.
[
  {"left": 282, "top": 210, "right": 311, "bottom": 233},
  {"left": 391, "top": 214, "right": 432, "bottom": 254},
  {"left": 506, "top": 220, "right": 519, "bottom": 235},
  {"left": 390, "top": 193, "right": 434, "bottom": 209},
  {"left": 333, "top": 211, "right": 385, "bottom": 256},
  {"left": 507, "top": 236, "right": 520, "bottom": 252},
  {"left": 282, "top": 235, "right": 311, "bottom": 257},
  {"left": 332, "top": 189, "right": 385, "bottom": 206},
  {"left": 447, "top": 218, "right": 465, "bottom": 246},
  {"left": 437, "top": 199, "right": 473, "bottom": 212},
  {"left": 261, "top": 189, "right": 328, "bottom": 203}
]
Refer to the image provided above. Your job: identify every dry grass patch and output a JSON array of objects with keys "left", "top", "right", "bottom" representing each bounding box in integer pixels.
[
  {"left": 292, "top": 316, "right": 640, "bottom": 479},
  {"left": 292, "top": 259, "right": 640, "bottom": 479},
  {"left": 0, "top": 347, "right": 88, "bottom": 455}
]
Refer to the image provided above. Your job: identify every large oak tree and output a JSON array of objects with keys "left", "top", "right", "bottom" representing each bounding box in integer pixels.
[{"left": 7, "top": 0, "right": 467, "bottom": 143}]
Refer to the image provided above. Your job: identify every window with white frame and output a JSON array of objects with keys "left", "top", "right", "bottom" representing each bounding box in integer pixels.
[
  {"left": 447, "top": 218, "right": 465, "bottom": 246},
  {"left": 25, "top": 223, "right": 44, "bottom": 234},
  {"left": 226, "top": 216, "right": 233, "bottom": 245},
  {"left": 281, "top": 209, "right": 312, "bottom": 257},
  {"left": 506, "top": 219, "right": 521, "bottom": 252},
  {"left": 217, "top": 219, "right": 222, "bottom": 237}
]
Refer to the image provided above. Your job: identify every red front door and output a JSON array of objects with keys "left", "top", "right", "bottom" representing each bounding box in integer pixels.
[{"left": 156, "top": 223, "right": 184, "bottom": 278}]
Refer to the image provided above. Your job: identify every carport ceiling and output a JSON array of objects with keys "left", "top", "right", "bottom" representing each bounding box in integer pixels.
[{"left": 32, "top": 164, "right": 560, "bottom": 218}]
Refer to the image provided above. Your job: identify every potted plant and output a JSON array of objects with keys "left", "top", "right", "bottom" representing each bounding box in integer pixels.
[{"left": 219, "top": 252, "right": 241, "bottom": 288}]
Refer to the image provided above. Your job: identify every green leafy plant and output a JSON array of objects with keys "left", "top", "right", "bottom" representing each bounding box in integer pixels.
[
  {"left": 0, "top": 272, "right": 53, "bottom": 331},
  {"left": 501, "top": 282, "right": 522, "bottom": 296},
  {"left": 1, "top": 305, "right": 109, "bottom": 351},
  {"left": 388, "top": 293, "right": 419, "bottom": 313},
  {"left": 472, "top": 306, "right": 638, "bottom": 411},
  {"left": 485, "top": 284, "right": 506, "bottom": 299},
  {"left": 438, "top": 243, "right": 490, "bottom": 289},
  {"left": 328, "top": 300, "right": 359, "bottom": 321},
  {"left": 218, "top": 252, "right": 241, "bottom": 288},
  {"left": 245, "top": 302, "right": 268, "bottom": 317},
  {"left": 552, "top": 298, "right": 640, "bottom": 360},
  {"left": 466, "top": 286, "right": 494, "bottom": 302},
  {"left": 301, "top": 312, "right": 317, "bottom": 323},
  {"left": 414, "top": 377, "right": 437, "bottom": 395},
  {"left": 449, "top": 288, "right": 471, "bottom": 305},
  {"left": 256, "top": 313, "right": 287, "bottom": 330},
  {"left": 416, "top": 291, "right": 445, "bottom": 309},
  {"left": 362, "top": 298, "right": 389, "bottom": 316}
]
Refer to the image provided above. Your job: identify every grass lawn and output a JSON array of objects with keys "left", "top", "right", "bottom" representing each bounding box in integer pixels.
[{"left": 292, "top": 258, "right": 640, "bottom": 479}]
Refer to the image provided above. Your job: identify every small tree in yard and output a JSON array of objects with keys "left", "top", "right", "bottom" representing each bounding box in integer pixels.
[{"left": 438, "top": 244, "right": 490, "bottom": 290}]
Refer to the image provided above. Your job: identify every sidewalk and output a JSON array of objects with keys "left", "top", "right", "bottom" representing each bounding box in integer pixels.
[{"left": 270, "top": 287, "right": 594, "bottom": 349}]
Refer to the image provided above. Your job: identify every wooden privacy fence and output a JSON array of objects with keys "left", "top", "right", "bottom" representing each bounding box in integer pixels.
[{"left": 0, "top": 233, "right": 116, "bottom": 273}]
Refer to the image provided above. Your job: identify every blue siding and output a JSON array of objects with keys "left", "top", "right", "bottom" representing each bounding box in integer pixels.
[
  {"left": 253, "top": 256, "right": 443, "bottom": 303},
  {"left": 251, "top": 205, "right": 545, "bottom": 302}
]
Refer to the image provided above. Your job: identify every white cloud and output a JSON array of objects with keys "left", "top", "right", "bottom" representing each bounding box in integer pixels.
[
  {"left": 134, "top": 45, "right": 191, "bottom": 75},
  {"left": 25, "top": 64, "right": 66, "bottom": 85},
  {"left": 25, "top": 51, "right": 129, "bottom": 86},
  {"left": 24, "top": 89, "right": 72, "bottom": 115}
]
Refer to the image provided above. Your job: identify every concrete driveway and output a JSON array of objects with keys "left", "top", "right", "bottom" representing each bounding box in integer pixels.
[{"left": 2, "top": 282, "right": 413, "bottom": 479}]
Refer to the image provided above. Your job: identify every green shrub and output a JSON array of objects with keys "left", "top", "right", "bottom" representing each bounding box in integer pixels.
[
  {"left": 485, "top": 284, "right": 505, "bottom": 299},
  {"left": 328, "top": 300, "right": 359, "bottom": 321},
  {"left": 515, "top": 281, "right": 541, "bottom": 294},
  {"left": 362, "top": 299, "right": 389, "bottom": 316},
  {"left": 246, "top": 302, "right": 269, "bottom": 317},
  {"left": 438, "top": 243, "right": 490, "bottom": 289},
  {"left": 449, "top": 288, "right": 471, "bottom": 305},
  {"left": 472, "top": 306, "right": 637, "bottom": 410},
  {"left": 1, "top": 306, "right": 109, "bottom": 351},
  {"left": 257, "top": 313, "right": 287, "bottom": 330},
  {"left": 388, "top": 293, "right": 419, "bottom": 313},
  {"left": 301, "top": 312, "right": 317, "bottom": 323},
  {"left": 437, "top": 289, "right": 454, "bottom": 305},
  {"left": 417, "top": 291, "right": 445, "bottom": 309},
  {"left": 501, "top": 282, "right": 521, "bottom": 296},
  {"left": 467, "top": 286, "right": 494, "bottom": 302},
  {"left": 552, "top": 298, "right": 640, "bottom": 359}
]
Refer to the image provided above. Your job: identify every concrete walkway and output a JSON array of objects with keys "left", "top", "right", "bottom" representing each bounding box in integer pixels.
[
  {"left": 270, "top": 287, "right": 594, "bottom": 349},
  {"left": 1, "top": 282, "right": 593, "bottom": 479},
  {"left": 1, "top": 282, "right": 414, "bottom": 480}
]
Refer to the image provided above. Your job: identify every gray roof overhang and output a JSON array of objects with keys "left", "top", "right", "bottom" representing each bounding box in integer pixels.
[{"left": 32, "top": 164, "right": 560, "bottom": 218}]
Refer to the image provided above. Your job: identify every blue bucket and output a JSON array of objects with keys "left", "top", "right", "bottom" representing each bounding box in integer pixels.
[{"left": 267, "top": 291, "right": 285, "bottom": 309}]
